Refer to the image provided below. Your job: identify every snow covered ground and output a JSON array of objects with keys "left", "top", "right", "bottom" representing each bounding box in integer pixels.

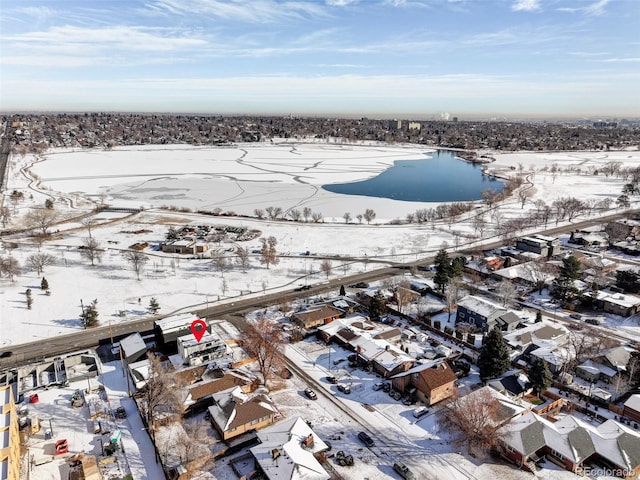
[
  {"left": 2, "top": 143, "right": 639, "bottom": 350},
  {"left": 1, "top": 142, "right": 639, "bottom": 479}
]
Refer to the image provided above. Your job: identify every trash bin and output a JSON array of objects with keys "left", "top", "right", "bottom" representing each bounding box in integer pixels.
[{"left": 45, "top": 429, "right": 52, "bottom": 440}]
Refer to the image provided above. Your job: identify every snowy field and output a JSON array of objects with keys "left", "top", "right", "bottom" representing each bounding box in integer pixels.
[
  {"left": 3, "top": 141, "right": 640, "bottom": 480},
  {"left": 1, "top": 142, "right": 639, "bottom": 349}
]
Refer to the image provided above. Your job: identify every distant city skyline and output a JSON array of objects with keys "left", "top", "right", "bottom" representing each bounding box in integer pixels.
[{"left": 1, "top": 0, "right": 639, "bottom": 118}]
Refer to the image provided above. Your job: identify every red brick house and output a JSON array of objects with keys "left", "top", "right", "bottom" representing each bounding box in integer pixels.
[
  {"left": 391, "top": 359, "right": 457, "bottom": 405},
  {"left": 291, "top": 305, "right": 342, "bottom": 329}
]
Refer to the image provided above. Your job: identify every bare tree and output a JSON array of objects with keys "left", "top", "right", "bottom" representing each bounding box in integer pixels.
[
  {"left": 80, "top": 237, "right": 103, "bottom": 266},
  {"left": 265, "top": 206, "right": 282, "bottom": 220},
  {"left": 363, "top": 208, "right": 376, "bottom": 224},
  {"left": 394, "top": 280, "right": 415, "bottom": 315},
  {"left": 288, "top": 209, "right": 301, "bottom": 221},
  {"left": 243, "top": 316, "right": 285, "bottom": 386},
  {"left": 81, "top": 217, "right": 98, "bottom": 238},
  {"left": 124, "top": 250, "right": 149, "bottom": 280},
  {"left": 254, "top": 208, "right": 265, "bottom": 219},
  {"left": 303, "top": 207, "right": 312, "bottom": 222},
  {"left": 25, "top": 208, "right": 59, "bottom": 235},
  {"left": 343, "top": 212, "right": 352, "bottom": 224},
  {"left": 138, "top": 353, "right": 181, "bottom": 431},
  {"left": 259, "top": 236, "right": 279, "bottom": 269},
  {"left": 0, "top": 256, "right": 20, "bottom": 281},
  {"left": 210, "top": 251, "right": 228, "bottom": 276},
  {"left": 518, "top": 187, "right": 536, "bottom": 209},
  {"left": 445, "top": 280, "right": 460, "bottom": 322},
  {"left": 311, "top": 211, "right": 323, "bottom": 223},
  {"left": 26, "top": 253, "right": 57, "bottom": 275},
  {"left": 320, "top": 259, "right": 332, "bottom": 279},
  {"left": 438, "top": 388, "right": 504, "bottom": 457},
  {"left": 236, "top": 246, "right": 251, "bottom": 272},
  {"left": 356, "top": 214, "right": 363, "bottom": 224},
  {"left": 496, "top": 279, "right": 517, "bottom": 307}
]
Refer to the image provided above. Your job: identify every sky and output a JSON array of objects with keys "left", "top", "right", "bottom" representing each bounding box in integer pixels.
[{"left": 0, "top": 0, "right": 639, "bottom": 118}]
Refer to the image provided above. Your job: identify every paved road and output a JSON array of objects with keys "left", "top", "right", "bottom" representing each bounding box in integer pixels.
[{"left": 2, "top": 207, "right": 638, "bottom": 369}]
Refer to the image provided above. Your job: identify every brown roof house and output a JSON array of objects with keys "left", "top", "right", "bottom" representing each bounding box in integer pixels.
[
  {"left": 291, "top": 305, "right": 342, "bottom": 330},
  {"left": 391, "top": 359, "right": 457, "bottom": 405},
  {"left": 181, "top": 369, "right": 258, "bottom": 416},
  {"left": 208, "top": 387, "right": 277, "bottom": 441}
]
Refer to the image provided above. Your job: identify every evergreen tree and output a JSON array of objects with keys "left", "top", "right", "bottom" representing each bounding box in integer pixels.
[
  {"left": 535, "top": 310, "right": 543, "bottom": 323},
  {"left": 559, "top": 255, "right": 582, "bottom": 280},
  {"left": 26, "top": 288, "right": 32, "bottom": 310},
  {"left": 477, "top": 327, "right": 511, "bottom": 382},
  {"left": 80, "top": 299, "right": 99, "bottom": 328},
  {"left": 434, "top": 249, "right": 452, "bottom": 294},
  {"left": 149, "top": 297, "right": 160, "bottom": 314},
  {"left": 369, "top": 290, "right": 388, "bottom": 319},
  {"left": 551, "top": 256, "right": 583, "bottom": 304},
  {"left": 339, "top": 284, "right": 346, "bottom": 296},
  {"left": 41, "top": 277, "right": 49, "bottom": 291},
  {"left": 528, "top": 358, "right": 552, "bottom": 396}
]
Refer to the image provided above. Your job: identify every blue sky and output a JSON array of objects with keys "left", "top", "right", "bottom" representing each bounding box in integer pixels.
[{"left": 1, "top": 0, "right": 638, "bottom": 118}]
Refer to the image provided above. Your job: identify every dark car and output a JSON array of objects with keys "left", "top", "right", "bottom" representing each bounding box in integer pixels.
[
  {"left": 294, "top": 285, "right": 312, "bottom": 292},
  {"left": 337, "top": 384, "right": 351, "bottom": 394},
  {"left": 393, "top": 462, "right": 416, "bottom": 480},
  {"left": 114, "top": 407, "right": 127, "bottom": 419},
  {"left": 0, "top": 351, "right": 13, "bottom": 358},
  {"left": 357, "top": 431, "right": 375, "bottom": 447},
  {"left": 326, "top": 376, "right": 338, "bottom": 384},
  {"left": 304, "top": 388, "right": 317, "bottom": 400},
  {"left": 350, "top": 282, "right": 369, "bottom": 289}
]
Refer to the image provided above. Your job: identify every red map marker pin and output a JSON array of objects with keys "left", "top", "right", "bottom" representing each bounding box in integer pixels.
[{"left": 190, "top": 319, "right": 207, "bottom": 343}]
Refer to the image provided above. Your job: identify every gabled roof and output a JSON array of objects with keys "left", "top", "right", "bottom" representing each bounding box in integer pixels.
[
  {"left": 251, "top": 417, "right": 330, "bottom": 480},
  {"left": 624, "top": 394, "right": 640, "bottom": 412},
  {"left": 418, "top": 361, "right": 457, "bottom": 390},
  {"left": 208, "top": 389, "right": 275, "bottom": 433},
  {"left": 185, "top": 371, "right": 255, "bottom": 405},
  {"left": 292, "top": 305, "right": 342, "bottom": 324},
  {"left": 457, "top": 295, "right": 506, "bottom": 318}
]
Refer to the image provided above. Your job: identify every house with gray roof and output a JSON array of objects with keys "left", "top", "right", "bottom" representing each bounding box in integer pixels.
[
  {"left": 456, "top": 295, "right": 520, "bottom": 332},
  {"left": 250, "top": 417, "right": 330, "bottom": 480}
]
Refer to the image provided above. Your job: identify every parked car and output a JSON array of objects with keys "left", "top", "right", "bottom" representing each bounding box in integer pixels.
[
  {"left": 393, "top": 462, "right": 416, "bottom": 480},
  {"left": 304, "top": 388, "right": 317, "bottom": 400},
  {"left": 114, "top": 407, "right": 127, "bottom": 419},
  {"left": 569, "top": 313, "right": 582, "bottom": 320},
  {"left": 337, "top": 384, "right": 351, "bottom": 394},
  {"left": 372, "top": 382, "right": 385, "bottom": 391},
  {"left": 333, "top": 358, "right": 345, "bottom": 365},
  {"left": 0, "top": 351, "right": 12, "bottom": 358},
  {"left": 350, "top": 282, "right": 369, "bottom": 288},
  {"left": 357, "top": 431, "right": 375, "bottom": 447},
  {"left": 413, "top": 406, "right": 429, "bottom": 418},
  {"left": 388, "top": 389, "right": 402, "bottom": 400},
  {"left": 381, "top": 382, "right": 391, "bottom": 392},
  {"left": 326, "top": 376, "right": 338, "bottom": 384}
]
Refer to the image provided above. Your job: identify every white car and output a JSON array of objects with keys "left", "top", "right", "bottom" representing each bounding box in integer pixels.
[{"left": 413, "top": 406, "right": 429, "bottom": 418}]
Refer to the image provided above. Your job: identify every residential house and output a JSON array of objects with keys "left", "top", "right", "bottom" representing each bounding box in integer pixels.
[
  {"left": 391, "top": 359, "right": 457, "bottom": 405},
  {"left": 177, "top": 330, "right": 228, "bottom": 366},
  {"left": 575, "top": 360, "right": 617, "bottom": 384},
  {"left": 515, "top": 234, "right": 559, "bottom": 258},
  {"left": 353, "top": 339, "right": 413, "bottom": 378},
  {"left": 488, "top": 371, "right": 531, "bottom": 399},
  {"left": 291, "top": 305, "right": 343, "bottom": 330},
  {"left": 373, "top": 327, "right": 402, "bottom": 344},
  {"left": 208, "top": 388, "right": 277, "bottom": 441},
  {"left": 120, "top": 332, "right": 148, "bottom": 364},
  {"left": 583, "top": 290, "right": 640, "bottom": 317},
  {"left": 250, "top": 417, "right": 330, "bottom": 480},
  {"left": 456, "top": 295, "right": 520, "bottom": 332},
  {"left": 505, "top": 323, "right": 568, "bottom": 359},
  {"left": 499, "top": 412, "right": 640, "bottom": 477},
  {"left": 181, "top": 369, "right": 257, "bottom": 416},
  {"left": 623, "top": 394, "right": 640, "bottom": 424},
  {"left": 529, "top": 346, "right": 570, "bottom": 374},
  {"left": 493, "top": 262, "right": 555, "bottom": 290}
]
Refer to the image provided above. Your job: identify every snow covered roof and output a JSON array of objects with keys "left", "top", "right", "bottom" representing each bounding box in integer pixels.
[
  {"left": 457, "top": 295, "right": 506, "bottom": 318},
  {"left": 120, "top": 332, "right": 147, "bottom": 360},
  {"left": 501, "top": 413, "right": 640, "bottom": 470},
  {"left": 624, "top": 394, "right": 640, "bottom": 412},
  {"left": 251, "top": 417, "right": 329, "bottom": 480},
  {"left": 155, "top": 313, "right": 201, "bottom": 334},
  {"left": 585, "top": 290, "right": 640, "bottom": 308},
  {"left": 577, "top": 360, "right": 617, "bottom": 379}
]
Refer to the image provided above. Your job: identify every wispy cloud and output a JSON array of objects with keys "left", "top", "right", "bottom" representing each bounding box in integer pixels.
[
  {"left": 599, "top": 57, "right": 640, "bottom": 63},
  {"left": 147, "top": 0, "right": 328, "bottom": 23},
  {"left": 511, "top": 0, "right": 541, "bottom": 12},
  {"left": 558, "top": 0, "right": 611, "bottom": 16}
]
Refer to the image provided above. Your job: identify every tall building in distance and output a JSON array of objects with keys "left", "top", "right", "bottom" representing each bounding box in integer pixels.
[
  {"left": 388, "top": 119, "right": 402, "bottom": 130},
  {"left": 1, "top": 385, "right": 20, "bottom": 480}
]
